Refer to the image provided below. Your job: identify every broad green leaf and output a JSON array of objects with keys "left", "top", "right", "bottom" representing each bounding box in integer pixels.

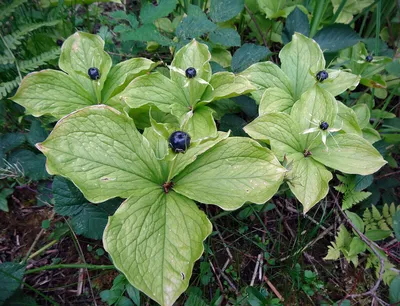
[
  {"left": 8, "top": 149, "right": 49, "bottom": 181},
  {"left": 209, "top": 28, "right": 241, "bottom": 47},
  {"left": 311, "top": 134, "right": 387, "bottom": 175},
  {"left": 324, "top": 245, "right": 341, "bottom": 260},
  {"left": 184, "top": 105, "right": 218, "bottom": 141},
  {"left": 143, "top": 127, "right": 170, "bottom": 162},
  {"left": 231, "top": 44, "right": 270, "bottom": 74},
  {"left": 122, "top": 24, "right": 173, "bottom": 46},
  {"left": 390, "top": 276, "right": 400, "bottom": 304},
  {"left": 37, "top": 105, "right": 162, "bottom": 203},
  {"left": 211, "top": 48, "right": 232, "bottom": 68},
  {"left": 174, "top": 137, "right": 286, "bottom": 210},
  {"left": 103, "top": 188, "right": 212, "bottom": 306},
  {"left": 352, "top": 104, "right": 370, "bottom": 129},
  {"left": 291, "top": 86, "right": 337, "bottom": 148},
  {"left": 11, "top": 70, "right": 95, "bottom": 119},
  {"left": 0, "top": 262, "right": 25, "bottom": 304},
  {"left": 239, "top": 61, "right": 292, "bottom": 102},
  {"left": 171, "top": 39, "right": 212, "bottom": 106},
  {"left": 331, "top": 0, "right": 374, "bottom": 24},
  {"left": 140, "top": 0, "right": 177, "bottom": 24},
  {"left": 280, "top": 33, "right": 325, "bottom": 100},
  {"left": 219, "top": 114, "right": 248, "bottom": 136},
  {"left": 170, "top": 131, "right": 230, "bottom": 178},
  {"left": 348, "top": 237, "right": 366, "bottom": 258},
  {"left": 319, "top": 69, "right": 360, "bottom": 97},
  {"left": 244, "top": 112, "right": 303, "bottom": 159},
  {"left": 102, "top": 58, "right": 159, "bottom": 103},
  {"left": 27, "top": 119, "right": 48, "bottom": 147},
  {"left": 40, "top": 0, "right": 121, "bottom": 6},
  {"left": 176, "top": 5, "right": 217, "bottom": 40},
  {"left": 286, "top": 153, "right": 332, "bottom": 212},
  {"left": 393, "top": 210, "right": 400, "bottom": 241},
  {"left": 119, "top": 72, "right": 189, "bottom": 113},
  {"left": 257, "top": 0, "right": 287, "bottom": 19},
  {"left": 282, "top": 7, "right": 310, "bottom": 44},
  {"left": 201, "top": 72, "right": 255, "bottom": 103},
  {"left": 364, "top": 229, "right": 392, "bottom": 241},
  {"left": 345, "top": 211, "right": 364, "bottom": 232},
  {"left": 336, "top": 102, "right": 362, "bottom": 135},
  {"left": 59, "top": 32, "right": 112, "bottom": 101},
  {"left": 259, "top": 87, "right": 295, "bottom": 114},
  {"left": 313, "top": 25, "right": 361, "bottom": 52},
  {"left": 0, "top": 188, "right": 14, "bottom": 212},
  {"left": 209, "top": 0, "right": 244, "bottom": 22}
]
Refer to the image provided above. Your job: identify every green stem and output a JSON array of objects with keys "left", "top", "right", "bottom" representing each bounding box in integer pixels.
[
  {"left": 167, "top": 156, "right": 177, "bottom": 182},
  {"left": 309, "top": 0, "right": 327, "bottom": 37},
  {"left": 0, "top": 33, "right": 22, "bottom": 82},
  {"left": 28, "top": 240, "right": 58, "bottom": 260},
  {"left": 25, "top": 264, "right": 115, "bottom": 275},
  {"left": 372, "top": 86, "right": 398, "bottom": 129},
  {"left": 330, "top": 0, "right": 346, "bottom": 24},
  {"left": 374, "top": 0, "right": 381, "bottom": 55}
]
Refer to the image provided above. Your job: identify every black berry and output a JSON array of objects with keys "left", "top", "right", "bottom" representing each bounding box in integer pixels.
[
  {"left": 56, "top": 39, "right": 63, "bottom": 47},
  {"left": 185, "top": 67, "right": 196, "bottom": 78},
  {"left": 319, "top": 122, "right": 329, "bottom": 130},
  {"left": 366, "top": 55, "right": 373, "bottom": 62},
  {"left": 88, "top": 67, "right": 100, "bottom": 80},
  {"left": 169, "top": 131, "right": 191, "bottom": 153},
  {"left": 316, "top": 70, "right": 329, "bottom": 82}
]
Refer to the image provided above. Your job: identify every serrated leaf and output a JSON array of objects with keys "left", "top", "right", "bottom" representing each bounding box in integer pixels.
[
  {"left": 174, "top": 137, "right": 286, "bottom": 210},
  {"left": 348, "top": 237, "right": 366, "bottom": 258},
  {"left": 343, "top": 191, "right": 371, "bottom": 210},
  {"left": 176, "top": 5, "right": 217, "bottom": 39},
  {"left": 336, "top": 224, "right": 352, "bottom": 248},
  {"left": 282, "top": 7, "right": 310, "bottom": 44},
  {"left": 8, "top": 149, "right": 49, "bottom": 181},
  {"left": 0, "top": 262, "right": 25, "bottom": 304},
  {"left": 324, "top": 245, "right": 341, "bottom": 260},
  {"left": 311, "top": 134, "right": 387, "bottom": 175},
  {"left": 53, "top": 176, "right": 87, "bottom": 216},
  {"left": 27, "top": 119, "right": 48, "bottom": 147},
  {"left": 279, "top": 33, "right": 325, "bottom": 100},
  {"left": 37, "top": 105, "right": 162, "bottom": 203},
  {"left": 103, "top": 188, "right": 212, "bottom": 306},
  {"left": 239, "top": 61, "right": 292, "bottom": 102},
  {"left": 209, "top": 28, "right": 241, "bottom": 47},
  {"left": 140, "top": 0, "right": 177, "bottom": 24},
  {"left": 102, "top": 58, "right": 159, "bottom": 102},
  {"left": 231, "top": 43, "right": 270, "bottom": 73},
  {"left": 314, "top": 24, "right": 361, "bottom": 52},
  {"left": 209, "top": 0, "right": 244, "bottom": 22},
  {"left": 11, "top": 70, "right": 95, "bottom": 119},
  {"left": 122, "top": 24, "right": 173, "bottom": 46},
  {"left": 59, "top": 32, "right": 112, "bottom": 101},
  {"left": 0, "top": 133, "right": 25, "bottom": 153}
]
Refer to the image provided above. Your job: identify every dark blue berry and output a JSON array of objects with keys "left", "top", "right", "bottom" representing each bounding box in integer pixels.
[
  {"left": 366, "top": 55, "right": 373, "bottom": 62},
  {"left": 88, "top": 67, "right": 100, "bottom": 80},
  {"left": 56, "top": 39, "right": 63, "bottom": 47},
  {"left": 319, "top": 122, "right": 329, "bottom": 130},
  {"left": 185, "top": 67, "right": 197, "bottom": 78},
  {"left": 169, "top": 131, "right": 191, "bottom": 153},
  {"left": 316, "top": 70, "right": 328, "bottom": 82}
]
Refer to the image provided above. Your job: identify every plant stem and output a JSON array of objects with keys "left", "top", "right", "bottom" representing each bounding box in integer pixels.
[
  {"left": 330, "top": 0, "right": 346, "bottom": 24},
  {"left": 374, "top": 0, "right": 381, "bottom": 55},
  {"left": 25, "top": 264, "right": 115, "bottom": 275},
  {"left": 310, "top": 0, "right": 327, "bottom": 37},
  {"left": 28, "top": 240, "right": 58, "bottom": 260}
]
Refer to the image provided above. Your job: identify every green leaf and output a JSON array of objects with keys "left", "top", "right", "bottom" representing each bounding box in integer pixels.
[
  {"left": 37, "top": 105, "right": 162, "bottom": 203},
  {"left": 11, "top": 70, "right": 95, "bottom": 119},
  {"left": 352, "top": 104, "right": 370, "bottom": 129},
  {"left": 313, "top": 25, "right": 361, "bottom": 52},
  {"left": 184, "top": 105, "right": 218, "bottom": 141},
  {"left": 231, "top": 44, "right": 270, "bottom": 73},
  {"left": 279, "top": 33, "right": 325, "bottom": 100},
  {"left": 393, "top": 210, "right": 400, "bottom": 241},
  {"left": 219, "top": 114, "right": 248, "bottom": 136},
  {"left": 336, "top": 102, "right": 362, "bottom": 135},
  {"left": 319, "top": 70, "right": 360, "bottom": 97},
  {"left": 0, "top": 188, "right": 14, "bottom": 212},
  {"left": 348, "top": 237, "right": 366, "bottom": 259},
  {"left": 0, "top": 262, "right": 25, "bottom": 304},
  {"left": 259, "top": 87, "right": 295, "bottom": 114},
  {"left": 27, "top": 119, "right": 48, "bottom": 147},
  {"left": 53, "top": 176, "right": 87, "bottom": 215},
  {"left": 201, "top": 72, "right": 255, "bottom": 102},
  {"left": 59, "top": 32, "right": 112, "bottom": 101},
  {"left": 119, "top": 72, "right": 189, "bottom": 113},
  {"left": 345, "top": 211, "right": 364, "bottom": 232},
  {"left": 41, "top": 0, "right": 121, "bottom": 6},
  {"left": 389, "top": 275, "right": 400, "bottom": 304},
  {"left": 209, "top": 28, "right": 241, "bottom": 47},
  {"left": 324, "top": 245, "right": 341, "bottom": 260},
  {"left": 176, "top": 5, "right": 217, "bottom": 39},
  {"left": 102, "top": 58, "right": 159, "bottom": 103},
  {"left": 103, "top": 188, "right": 212, "bottom": 306},
  {"left": 244, "top": 112, "right": 303, "bottom": 159},
  {"left": 246, "top": 287, "right": 268, "bottom": 306},
  {"left": 311, "top": 134, "right": 387, "bottom": 175},
  {"left": 126, "top": 284, "right": 141, "bottom": 306},
  {"left": 331, "top": 0, "right": 374, "bottom": 24},
  {"left": 122, "top": 24, "right": 173, "bottom": 46},
  {"left": 140, "top": 0, "right": 177, "bottom": 24},
  {"left": 364, "top": 229, "right": 392, "bottom": 241},
  {"left": 282, "top": 7, "right": 310, "bottom": 44},
  {"left": 286, "top": 153, "right": 332, "bottom": 212},
  {"left": 174, "top": 137, "right": 286, "bottom": 210},
  {"left": 209, "top": 0, "right": 244, "bottom": 22},
  {"left": 0, "top": 133, "right": 25, "bottom": 153},
  {"left": 8, "top": 149, "right": 49, "bottom": 181}
]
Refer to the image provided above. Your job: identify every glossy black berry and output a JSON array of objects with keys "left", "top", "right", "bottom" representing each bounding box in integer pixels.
[
  {"left": 319, "top": 121, "right": 329, "bottom": 130},
  {"left": 169, "top": 131, "right": 191, "bottom": 153},
  {"left": 88, "top": 67, "right": 100, "bottom": 80},
  {"left": 185, "top": 67, "right": 197, "bottom": 78},
  {"left": 316, "top": 70, "right": 329, "bottom": 82},
  {"left": 366, "top": 55, "right": 373, "bottom": 62},
  {"left": 56, "top": 39, "right": 63, "bottom": 47}
]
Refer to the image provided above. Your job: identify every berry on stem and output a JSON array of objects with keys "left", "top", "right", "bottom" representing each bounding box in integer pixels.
[
  {"left": 319, "top": 122, "right": 329, "bottom": 130},
  {"left": 88, "top": 67, "right": 100, "bottom": 80},
  {"left": 185, "top": 67, "right": 196, "bottom": 78},
  {"left": 316, "top": 70, "right": 328, "bottom": 82},
  {"left": 169, "top": 131, "right": 191, "bottom": 153},
  {"left": 366, "top": 55, "right": 373, "bottom": 62}
]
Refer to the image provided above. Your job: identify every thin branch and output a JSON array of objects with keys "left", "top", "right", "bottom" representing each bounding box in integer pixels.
[{"left": 244, "top": 4, "right": 268, "bottom": 49}]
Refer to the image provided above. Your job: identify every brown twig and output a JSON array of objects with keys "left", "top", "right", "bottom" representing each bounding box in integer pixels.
[
  {"left": 263, "top": 275, "right": 284, "bottom": 301},
  {"left": 213, "top": 222, "right": 233, "bottom": 272}
]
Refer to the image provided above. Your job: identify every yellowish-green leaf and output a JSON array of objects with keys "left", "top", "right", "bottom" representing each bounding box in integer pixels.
[
  {"left": 259, "top": 87, "right": 295, "bottom": 115},
  {"left": 337, "top": 101, "right": 362, "bottom": 135},
  {"left": 352, "top": 104, "right": 370, "bottom": 129},
  {"left": 183, "top": 105, "right": 218, "bottom": 141},
  {"left": 319, "top": 69, "right": 360, "bottom": 97}
]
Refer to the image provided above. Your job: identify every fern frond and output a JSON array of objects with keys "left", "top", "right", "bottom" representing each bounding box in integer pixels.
[
  {"left": 0, "top": 77, "right": 20, "bottom": 99},
  {"left": 0, "top": 0, "right": 29, "bottom": 25},
  {"left": 19, "top": 48, "right": 60, "bottom": 72},
  {"left": 0, "top": 52, "right": 14, "bottom": 65},
  {"left": 2, "top": 20, "right": 60, "bottom": 50}
]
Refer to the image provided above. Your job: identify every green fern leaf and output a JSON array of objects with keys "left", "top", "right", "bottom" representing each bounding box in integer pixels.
[
  {"left": 0, "top": 77, "right": 20, "bottom": 98},
  {"left": 0, "top": 51, "right": 14, "bottom": 65},
  {"left": 0, "top": 0, "right": 29, "bottom": 25},
  {"left": 342, "top": 191, "right": 371, "bottom": 210},
  {"left": 372, "top": 205, "right": 382, "bottom": 221},
  {"left": 3, "top": 20, "right": 60, "bottom": 50},
  {"left": 19, "top": 48, "right": 60, "bottom": 72},
  {"left": 383, "top": 203, "right": 390, "bottom": 218}
]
